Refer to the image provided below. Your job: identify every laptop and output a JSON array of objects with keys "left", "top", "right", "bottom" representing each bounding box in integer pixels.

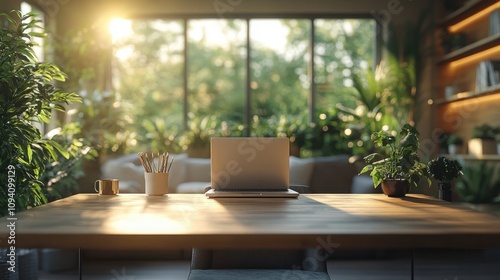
[{"left": 205, "top": 137, "right": 299, "bottom": 198}]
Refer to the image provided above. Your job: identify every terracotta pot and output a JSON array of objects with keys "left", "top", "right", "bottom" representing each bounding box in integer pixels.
[{"left": 381, "top": 179, "right": 410, "bottom": 197}]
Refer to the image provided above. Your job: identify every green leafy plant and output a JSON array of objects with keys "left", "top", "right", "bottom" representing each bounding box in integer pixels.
[
  {"left": 427, "top": 156, "right": 463, "bottom": 183},
  {"left": 40, "top": 124, "right": 97, "bottom": 202},
  {"left": 359, "top": 124, "right": 430, "bottom": 189},
  {"left": 337, "top": 52, "right": 416, "bottom": 158},
  {"left": 68, "top": 89, "right": 132, "bottom": 155},
  {"left": 137, "top": 118, "right": 183, "bottom": 154},
  {"left": 455, "top": 162, "right": 500, "bottom": 204},
  {"left": 0, "top": 11, "right": 80, "bottom": 215},
  {"left": 446, "top": 134, "right": 463, "bottom": 145},
  {"left": 180, "top": 114, "right": 233, "bottom": 157},
  {"left": 471, "top": 124, "right": 496, "bottom": 140},
  {"left": 309, "top": 109, "right": 349, "bottom": 157},
  {"left": 257, "top": 114, "right": 313, "bottom": 155},
  {"left": 495, "top": 126, "right": 500, "bottom": 142}
]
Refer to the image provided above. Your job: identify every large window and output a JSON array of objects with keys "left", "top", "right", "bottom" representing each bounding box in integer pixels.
[{"left": 111, "top": 17, "right": 376, "bottom": 152}]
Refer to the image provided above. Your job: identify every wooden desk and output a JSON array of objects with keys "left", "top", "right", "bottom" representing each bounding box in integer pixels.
[{"left": 2, "top": 194, "right": 500, "bottom": 250}]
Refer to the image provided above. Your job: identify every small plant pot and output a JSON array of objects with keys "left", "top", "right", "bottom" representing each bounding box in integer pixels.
[
  {"left": 468, "top": 138, "right": 497, "bottom": 156},
  {"left": 438, "top": 182, "right": 452, "bottom": 202},
  {"left": 381, "top": 179, "right": 410, "bottom": 197},
  {"left": 448, "top": 144, "right": 462, "bottom": 155}
]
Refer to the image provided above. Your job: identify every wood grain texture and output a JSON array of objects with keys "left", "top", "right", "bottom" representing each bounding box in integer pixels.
[{"left": 2, "top": 194, "right": 500, "bottom": 250}]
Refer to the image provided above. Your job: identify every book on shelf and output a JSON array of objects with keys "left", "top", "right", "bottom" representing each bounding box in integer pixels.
[
  {"left": 487, "top": 60, "right": 500, "bottom": 86},
  {"left": 476, "top": 61, "right": 489, "bottom": 92},
  {"left": 490, "top": 9, "right": 500, "bottom": 36},
  {"left": 476, "top": 60, "right": 500, "bottom": 93}
]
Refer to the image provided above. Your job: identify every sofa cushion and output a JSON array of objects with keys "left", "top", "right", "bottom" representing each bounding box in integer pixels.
[
  {"left": 184, "top": 157, "right": 211, "bottom": 182},
  {"left": 289, "top": 156, "right": 314, "bottom": 186},
  {"left": 101, "top": 154, "right": 145, "bottom": 193},
  {"left": 167, "top": 154, "right": 189, "bottom": 192},
  {"left": 351, "top": 175, "right": 380, "bottom": 193},
  {"left": 309, "top": 155, "right": 357, "bottom": 193}
]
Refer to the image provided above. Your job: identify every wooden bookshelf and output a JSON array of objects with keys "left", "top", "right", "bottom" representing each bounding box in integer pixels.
[
  {"left": 435, "top": 84, "right": 500, "bottom": 105},
  {"left": 438, "top": 0, "right": 498, "bottom": 27},
  {"left": 434, "top": 0, "right": 500, "bottom": 156},
  {"left": 438, "top": 33, "right": 500, "bottom": 64}
]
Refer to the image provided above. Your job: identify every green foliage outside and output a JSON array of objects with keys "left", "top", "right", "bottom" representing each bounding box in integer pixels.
[
  {"left": 110, "top": 18, "right": 384, "bottom": 156},
  {"left": 55, "top": 24, "right": 132, "bottom": 156}
]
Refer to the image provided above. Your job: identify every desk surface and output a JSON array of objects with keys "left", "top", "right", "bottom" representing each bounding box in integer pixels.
[{"left": 2, "top": 194, "right": 500, "bottom": 250}]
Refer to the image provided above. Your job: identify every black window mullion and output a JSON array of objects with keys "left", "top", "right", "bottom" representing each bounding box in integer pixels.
[
  {"left": 183, "top": 18, "right": 189, "bottom": 129},
  {"left": 245, "top": 18, "right": 251, "bottom": 136},
  {"left": 309, "top": 18, "right": 316, "bottom": 124}
]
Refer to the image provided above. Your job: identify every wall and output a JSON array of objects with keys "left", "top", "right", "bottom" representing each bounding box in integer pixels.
[{"left": 39, "top": 0, "right": 429, "bottom": 34}]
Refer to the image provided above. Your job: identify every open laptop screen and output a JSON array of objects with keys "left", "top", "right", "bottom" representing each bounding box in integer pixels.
[{"left": 210, "top": 137, "right": 290, "bottom": 191}]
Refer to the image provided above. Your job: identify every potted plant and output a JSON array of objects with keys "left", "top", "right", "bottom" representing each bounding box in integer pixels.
[
  {"left": 427, "top": 156, "right": 463, "bottom": 201},
  {"left": 446, "top": 134, "right": 463, "bottom": 155},
  {"left": 468, "top": 124, "right": 497, "bottom": 156},
  {"left": 359, "top": 124, "right": 431, "bottom": 197},
  {"left": 0, "top": 11, "right": 79, "bottom": 216}
]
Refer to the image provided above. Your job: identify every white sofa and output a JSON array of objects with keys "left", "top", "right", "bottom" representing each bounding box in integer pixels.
[{"left": 101, "top": 153, "right": 376, "bottom": 194}]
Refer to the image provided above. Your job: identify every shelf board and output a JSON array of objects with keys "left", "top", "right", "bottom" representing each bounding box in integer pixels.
[
  {"left": 442, "top": 154, "right": 500, "bottom": 161},
  {"left": 438, "top": 0, "right": 498, "bottom": 27},
  {"left": 435, "top": 84, "right": 500, "bottom": 105},
  {"left": 438, "top": 33, "right": 500, "bottom": 64}
]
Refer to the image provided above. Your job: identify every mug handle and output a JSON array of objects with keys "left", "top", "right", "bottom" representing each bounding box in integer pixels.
[{"left": 94, "top": 180, "right": 99, "bottom": 193}]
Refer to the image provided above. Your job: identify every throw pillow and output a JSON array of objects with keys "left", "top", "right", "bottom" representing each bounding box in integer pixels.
[{"left": 289, "top": 156, "right": 314, "bottom": 186}]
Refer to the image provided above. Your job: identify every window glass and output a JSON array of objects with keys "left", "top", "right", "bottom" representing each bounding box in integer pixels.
[
  {"left": 250, "top": 19, "right": 310, "bottom": 135},
  {"left": 187, "top": 19, "right": 246, "bottom": 129},
  {"left": 112, "top": 19, "right": 185, "bottom": 144},
  {"left": 110, "top": 17, "right": 377, "bottom": 154},
  {"left": 314, "top": 19, "right": 375, "bottom": 113}
]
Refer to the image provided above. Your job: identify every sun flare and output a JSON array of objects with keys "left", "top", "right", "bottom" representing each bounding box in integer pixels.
[{"left": 108, "top": 18, "right": 132, "bottom": 42}]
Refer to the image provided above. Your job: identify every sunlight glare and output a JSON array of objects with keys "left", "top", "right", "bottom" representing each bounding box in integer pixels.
[
  {"left": 109, "top": 18, "right": 132, "bottom": 42},
  {"left": 251, "top": 19, "right": 288, "bottom": 53}
]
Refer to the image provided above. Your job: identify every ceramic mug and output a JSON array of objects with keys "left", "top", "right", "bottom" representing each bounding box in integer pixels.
[{"left": 94, "top": 179, "right": 119, "bottom": 195}]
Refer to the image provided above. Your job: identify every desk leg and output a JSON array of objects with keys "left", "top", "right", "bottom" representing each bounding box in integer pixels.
[
  {"left": 411, "top": 249, "right": 414, "bottom": 280},
  {"left": 79, "top": 248, "right": 82, "bottom": 280}
]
